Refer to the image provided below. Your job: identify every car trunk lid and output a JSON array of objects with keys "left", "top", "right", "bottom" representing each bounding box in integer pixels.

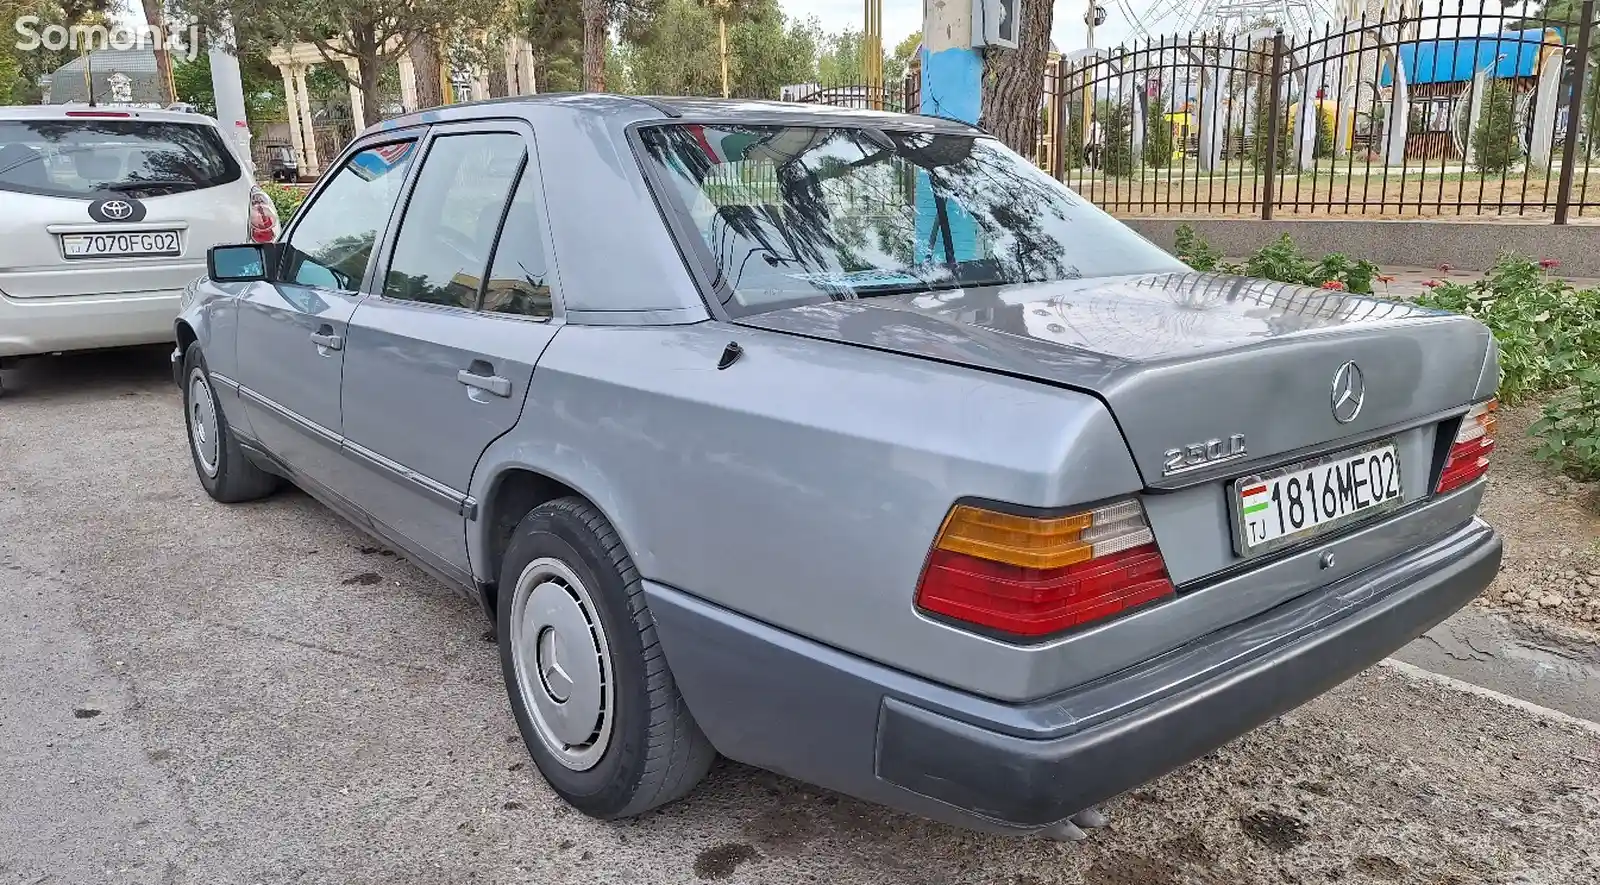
[{"left": 736, "top": 272, "right": 1493, "bottom": 489}]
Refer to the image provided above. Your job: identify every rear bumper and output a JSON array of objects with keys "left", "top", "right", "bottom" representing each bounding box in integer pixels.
[
  {"left": 0, "top": 289, "right": 181, "bottom": 358},
  {"left": 645, "top": 516, "right": 1501, "bottom": 832}
]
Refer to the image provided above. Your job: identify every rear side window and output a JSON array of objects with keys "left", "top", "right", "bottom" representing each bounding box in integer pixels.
[
  {"left": 382, "top": 133, "right": 526, "bottom": 309},
  {"left": 281, "top": 141, "right": 416, "bottom": 292},
  {"left": 0, "top": 119, "right": 241, "bottom": 199},
  {"left": 480, "top": 168, "right": 554, "bottom": 319}
]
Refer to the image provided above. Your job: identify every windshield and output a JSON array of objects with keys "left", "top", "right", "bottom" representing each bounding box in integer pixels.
[
  {"left": 0, "top": 119, "right": 241, "bottom": 199},
  {"left": 636, "top": 123, "right": 1186, "bottom": 315}
]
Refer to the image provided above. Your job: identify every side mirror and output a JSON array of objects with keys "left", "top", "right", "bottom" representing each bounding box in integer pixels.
[{"left": 207, "top": 243, "right": 279, "bottom": 283}]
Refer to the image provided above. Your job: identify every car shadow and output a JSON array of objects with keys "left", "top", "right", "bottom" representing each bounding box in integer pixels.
[{"left": 0, "top": 345, "right": 174, "bottom": 401}]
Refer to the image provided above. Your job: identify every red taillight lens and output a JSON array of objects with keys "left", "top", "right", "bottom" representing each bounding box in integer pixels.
[
  {"left": 915, "top": 500, "right": 1175, "bottom": 637},
  {"left": 248, "top": 186, "right": 279, "bottom": 243},
  {"left": 1437, "top": 398, "right": 1497, "bottom": 494}
]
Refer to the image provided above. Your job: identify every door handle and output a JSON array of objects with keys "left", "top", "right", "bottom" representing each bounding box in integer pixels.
[
  {"left": 457, "top": 369, "right": 511, "bottom": 398},
  {"left": 310, "top": 331, "right": 343, "bottom": 351}
]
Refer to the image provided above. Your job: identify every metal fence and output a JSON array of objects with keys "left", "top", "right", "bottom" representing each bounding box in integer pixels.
[{"left": 1039, "top": 0, "right": 1597, "bottom": 222}]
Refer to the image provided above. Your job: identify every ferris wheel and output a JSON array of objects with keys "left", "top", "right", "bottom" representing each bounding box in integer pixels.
[{"left": 1106, "top": 0, "right": 1350, "bottom": 40}]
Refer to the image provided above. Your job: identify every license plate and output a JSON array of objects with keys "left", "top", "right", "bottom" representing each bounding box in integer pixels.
[
  {"left": 60, "top": 231, "right": 181, "bottom": 259},
  {"left": 1232, "top": 440, "right": 1404, "bottom": 557}
]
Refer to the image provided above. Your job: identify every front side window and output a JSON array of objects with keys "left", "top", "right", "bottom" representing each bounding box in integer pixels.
[
  {"left": 636, "top": 124, "right": 1186, "bottom": 315},
  {"left": 382, "top": 133, "right": 526, "bottom": 309},
  {"left": 0, "top": 119, "right": 240, "bottom": 199},
  {"left": 281, "top": 141, "right": 416, "bottom": 292}
]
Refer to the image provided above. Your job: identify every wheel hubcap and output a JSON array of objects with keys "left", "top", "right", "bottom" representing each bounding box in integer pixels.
[
  {"left": 188, "top": 370, "right": 219, "bottom": 478},
  {"left": 510, "top": 558, "right": 613, "bottom": 771}
]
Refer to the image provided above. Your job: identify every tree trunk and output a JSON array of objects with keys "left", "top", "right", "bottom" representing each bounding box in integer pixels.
[
  {"left": 979, "top": 0, "right": 1054, "bottom": 156},
  {"left": 410, "top": 35, "right": 445, "bottom": 110},
  {"left": 488, "top": 62, "right": 508, "bottom": 98},
  {"left": 581, "top": 0, "right": 607, "bottom": 91},
  {"left": 360, "top": 54, "right": 383, "bottom": 128},
  {"left": 139, "top": 0, "right": 175, "bottom": 104}
]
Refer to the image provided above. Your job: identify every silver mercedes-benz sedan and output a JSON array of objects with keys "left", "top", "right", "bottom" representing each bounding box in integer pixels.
[{"left": 172, "top": 94, "right": 1502, "bottom": 837}]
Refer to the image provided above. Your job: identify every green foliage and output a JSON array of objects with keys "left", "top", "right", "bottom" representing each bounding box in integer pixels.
[
  {"left": 1143, "top": 96, "right": 1173, "bottom": 168},
  {"left": 816, "top": 28, "right": 864, "bottom": 83},
  {"left": 1251, "top": 89, "right": 1292, "bottom": 168},
  {"left": 1172, "top": 227, "right": 1378, "bottom": 294},
  {"left": 1314, "top": 105, "right": 1333, "bottom": 159},
  {"left": 260, "top": 182, "right": 306, "bottom": 221},
  {"left": 1416, "top": 254, "right": 1600, "bottom": 480},
  {"left": 171, "top": 53, "right": 285, "bottom": 122},
  {"left": 1099, "top": 102, "right": 1134, "bottom": 176},
  {"left": 1172, "top": 224, "right": 1224, "bottom": 272},
  {"left": 1472, "top": 80, "right": 1522, "bottom": 174}
]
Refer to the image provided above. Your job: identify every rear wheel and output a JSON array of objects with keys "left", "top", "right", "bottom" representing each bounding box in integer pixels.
[
  {"left": 182, "top": 343, "right": 280, "bottom": 503},
  {"left": 498, "top": 497, "right": 715, "bottom": 819}
]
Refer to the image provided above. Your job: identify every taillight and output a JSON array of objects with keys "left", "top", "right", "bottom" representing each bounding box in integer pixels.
[
  {"left": 248, "top": 185, "right": 280, "bottom": 243},
  {"left": 915, "top": 499, "right": 1175, "bottom": 637},
  {"left": 1437, "top": 398, "right": 1497, "bottom": 494}
]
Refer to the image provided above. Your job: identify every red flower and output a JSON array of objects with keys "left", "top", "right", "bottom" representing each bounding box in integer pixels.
[
  {"left": 1540, "top": 258, "right": 1561, "bottom": 270},
  {"left": 1422, "top": 280, "right": 1442, "bottom": 288},
  {"left": 1321, "top": 280, "right": 1347, "bottom": 291},
  {"left": 1438, "top": 264, "right": 1453, "bottom": 272}
]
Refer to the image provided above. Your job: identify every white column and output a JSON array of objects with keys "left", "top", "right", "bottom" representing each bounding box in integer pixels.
[
  {"left": 1529, "top": 53, "right": 1561, "bottom": 168},
  {"left": 1334, "top": 83, "right": 1356, "bottom": 159},
  {"left": 279, "top": 63, "right": 307, "bottom": 174},
  {"left": 293, "top": 65, "right": 320, "bottom": 177},
  {"left": 1295, "top": 57, "right": 1324, "bottom": 170},
  {"left": 398, "top": 52, "right": 418, "bottom": 111},
  {"left": 516, "top": 38, "right": 537, "bottom": 94},
  {"left": 1382, "top": 47, "right": 1408, "bottom": 166},
  {"left": 342, "top": 58, "right": 366, "bottom": 128},
  {"left": 1197, "top": 63, "right": 1223, "bottom": 172},
  {"left": 1464, "top": 67, "right": 1490, "bottom": 167}
]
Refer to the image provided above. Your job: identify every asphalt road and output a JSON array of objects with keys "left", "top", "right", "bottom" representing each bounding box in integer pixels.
[{"left": 3, "top": 349, "right": 1598, "bottom": 885}]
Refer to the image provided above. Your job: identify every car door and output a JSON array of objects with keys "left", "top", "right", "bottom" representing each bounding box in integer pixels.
[
  {"left": 339, "top": 122, "right": 561, "bottom": 579},
  {"left": 232, "top": 136, "right": 419, "bottom": 494}
]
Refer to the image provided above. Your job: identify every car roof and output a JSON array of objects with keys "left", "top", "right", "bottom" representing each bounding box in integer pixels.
[
  {"left": 366, "top": 92, "right": 984, "bottom": 138},
  {"left": 0, "top": 105, "right": 223, "bottom": 127}
]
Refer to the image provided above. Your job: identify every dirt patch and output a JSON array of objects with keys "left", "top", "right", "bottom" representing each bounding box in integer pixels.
[
  {"left": 693, "top": 842, "right": 758, "bottom": 880},
  {"left": 341, "top": 572, "right": 382, "bottom": 586},
  {"left": 1086, "top": 853, "right": 1182, "bottom": 885},
  {"left": 743, "top": 804, "right": 820, "bottom": 852},
  {"left": 1237, "top": 809, "right": 1310, "bottom": 852},
  {"left": 1352, "top": 855, "right": 1406, "bottom": 880},
  {"left": 1474, "top": 402, "right": 1600, "bottom": 633}
]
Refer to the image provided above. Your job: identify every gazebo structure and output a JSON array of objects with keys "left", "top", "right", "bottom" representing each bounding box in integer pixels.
[
  {"left": 267, "top": 35, "right": 537, "bottom": 178},
  {"left": 42, "top": 48, "right": 168, "bottom": 105}
]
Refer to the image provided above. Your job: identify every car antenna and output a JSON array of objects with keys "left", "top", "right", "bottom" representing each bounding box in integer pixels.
[{"left": 717, "top": 341, "right": 743, "bottom": 370}]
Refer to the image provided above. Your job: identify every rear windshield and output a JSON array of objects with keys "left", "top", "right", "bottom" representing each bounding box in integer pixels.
[
  {"left": 0, "top": 119, "right": 241, "bottom": 199},
  {"left": 636, "top": 123, "right": 1186, "bottom": 316}
]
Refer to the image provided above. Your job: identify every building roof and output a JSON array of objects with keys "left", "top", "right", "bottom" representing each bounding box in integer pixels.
[{"left": 1379, "top": 29, "right": 1563, "bottom": 87}]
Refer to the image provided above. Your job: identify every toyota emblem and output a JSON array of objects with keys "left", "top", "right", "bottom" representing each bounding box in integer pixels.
[
  {"left": 87, "top": 196, "right": 147, "bottom": 223},
  {"left": 1330, "top": 361, "right": 1365, "bottom": 424}
]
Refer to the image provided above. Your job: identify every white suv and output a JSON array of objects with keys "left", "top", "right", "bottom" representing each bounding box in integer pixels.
[{"left": 0, "top": 105, "right": 278, "bottom": 375}]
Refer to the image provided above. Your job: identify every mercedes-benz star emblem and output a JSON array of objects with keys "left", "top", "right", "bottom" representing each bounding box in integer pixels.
[
  {"left": 1330, "top": 360, "right": 1365, "bottom": 424},
  {"left": 101, "top": 200, "right": 133, "bottom": 219}
]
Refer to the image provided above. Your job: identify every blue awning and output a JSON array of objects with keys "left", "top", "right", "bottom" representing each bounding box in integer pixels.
[{"left": 1378, "top": 30, "right": 1559, "bottom": 87}]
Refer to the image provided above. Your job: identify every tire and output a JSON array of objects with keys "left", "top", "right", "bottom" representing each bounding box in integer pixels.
[
  {"left": 498, "top": 496, "right": 715, "bottom": 819},
  {"left": 182, "top": 342, "right": 280, "bottom": 504}
]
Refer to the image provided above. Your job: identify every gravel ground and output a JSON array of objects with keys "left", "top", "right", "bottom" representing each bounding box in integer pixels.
[
  {"left": 1473, "top": 402, "right": 1600, "bottom": 632},
  {"left": 2, "top": 348, "right": 1598, "bottom": 885}
]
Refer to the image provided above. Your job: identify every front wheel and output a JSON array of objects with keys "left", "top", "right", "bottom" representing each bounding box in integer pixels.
[
  {"left": 182, "top": 343, "right": 280, "bottom": 503},
  {"left": 498, "top": 497, "right": 715, "bottom": 819}
]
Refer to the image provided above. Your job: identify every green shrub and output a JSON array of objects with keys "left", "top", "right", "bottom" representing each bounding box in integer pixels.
[
  {"left": 260, "top": 182, "right": 306, "bottom": 222},
  {"left": 1472, "top": 80, "right": 1521, "bottom": 174},
  {"left": 1173, "top": 223, "right": 1224, "bottom": 272},
  {"left": 1416, "top": 254, "right": 1600, "bottom": 480},
  {"left": 1100, "top": 102, "right": 1134, "bottom": 177},
  {"left": 1143, "top": 96, "right": 1174, "bottom": 168},
  {"left": 1314, "top": 106, "right": 1334, "bottom": 160},
  {"left": 1171, "top": 227, "right": 1378, "bottom": 294}
]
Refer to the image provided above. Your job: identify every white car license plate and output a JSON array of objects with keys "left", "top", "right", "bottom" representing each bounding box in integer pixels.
[
  {"left": 1232, "top": 440, "right": 1403, "bottom": 556},
  {"left": 60, "top": 231, "right": 180, "bottom": 259}
]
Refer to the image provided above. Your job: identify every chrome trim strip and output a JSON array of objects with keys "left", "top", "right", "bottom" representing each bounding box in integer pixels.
[
  {"left": 208, "top": 372, "right": 241, "bottom": 392},
  {"left": 235, "top": 384, "right": 340, "bottom": 446},
  {"left": 343, "top": 439, "right": 477, "bottom": 518}
]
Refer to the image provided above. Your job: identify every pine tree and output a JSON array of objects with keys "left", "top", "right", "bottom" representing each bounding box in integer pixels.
[{"left": 1472, "top": 80, "right": 1521, "bottom": 174}]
